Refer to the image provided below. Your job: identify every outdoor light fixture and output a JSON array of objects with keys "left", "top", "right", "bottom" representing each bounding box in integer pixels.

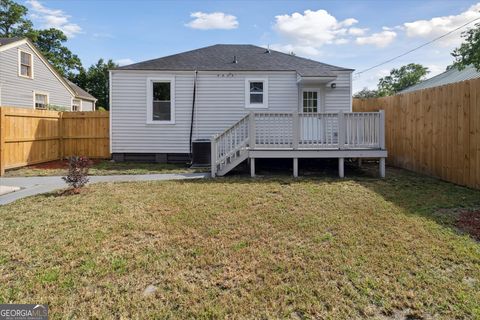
[{"left": 330, "top": 83, "right": 337, "bottom": 89}]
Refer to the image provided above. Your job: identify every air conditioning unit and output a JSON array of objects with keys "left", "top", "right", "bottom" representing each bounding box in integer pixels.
[{"left": 191, "top": 139, "right": 211, "bottom": 167}]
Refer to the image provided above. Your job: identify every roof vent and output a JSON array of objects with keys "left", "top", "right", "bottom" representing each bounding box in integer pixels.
[
  {"left": 265, "top": 45, "right": 270, "bottom": 53},
  {"left": 233, "top": 55, "right": 238, "bottom": 64}
]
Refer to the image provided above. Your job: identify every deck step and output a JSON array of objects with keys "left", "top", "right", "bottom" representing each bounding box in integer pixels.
[{"left": 216, "top": 149, "right": 248, "bottom": 176}]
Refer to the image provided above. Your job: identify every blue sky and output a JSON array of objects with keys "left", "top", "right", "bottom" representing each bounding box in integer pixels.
[{"left": 23, "top": 0, "right": 480, "bottom": 92}]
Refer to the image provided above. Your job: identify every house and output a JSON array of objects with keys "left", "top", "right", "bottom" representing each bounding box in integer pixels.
[
  {"left": 0, "top": 37, "right": 96, "bottom": 111},
  {"left": 400, "top": 64, "right": 480, "bottom": 94},
  {"left": 110, "top": 44, "right": 387, "bottom": 177}
]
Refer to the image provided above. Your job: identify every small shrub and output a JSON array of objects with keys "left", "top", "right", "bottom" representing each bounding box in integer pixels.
[{"left": 62, "top": 156, "right": 91, "bottom": 192}]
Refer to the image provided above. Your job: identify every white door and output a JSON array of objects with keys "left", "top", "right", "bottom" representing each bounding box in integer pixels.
[{"left": 301, "top": 89, "right": 321, "bottom": 142}]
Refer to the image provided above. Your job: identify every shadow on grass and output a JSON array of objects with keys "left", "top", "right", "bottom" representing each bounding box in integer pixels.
[{"left": 175, "top": 158, "right": 480, "bottom": 231}]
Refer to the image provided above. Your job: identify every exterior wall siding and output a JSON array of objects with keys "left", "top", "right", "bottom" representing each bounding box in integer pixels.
[
  {"left": 0, "top": 43, "right": 73, "bottom": 109},
  {"left": 81, "top": 100, "right": 94, "bottom": 111},
  {"left": 111, "top": 70, "right": 352, "bottom": 154}
]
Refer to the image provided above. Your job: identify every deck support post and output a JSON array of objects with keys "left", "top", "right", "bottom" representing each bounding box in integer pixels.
[
  {"left": 379, "top": 157, "right": 385, "bottom": 178},
  {"left": 293, "top": 158, "right": 298, "bottom": 177},
  {"left": 210, "top": 136, "right": 217, "bottom": 178},
  {"left": 358, "top": 158, "right": 362, "bottom": 167},
  {"left": 250, "top": 157, "right": 255, "bottom": 177},
  {"left": 338, "top": 157, "right": 344, "bottom": 178}
]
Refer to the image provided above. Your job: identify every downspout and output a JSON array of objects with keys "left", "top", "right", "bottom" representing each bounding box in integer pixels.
[{"left": 189, "top": 70, "right": 198, "bottom": 157}]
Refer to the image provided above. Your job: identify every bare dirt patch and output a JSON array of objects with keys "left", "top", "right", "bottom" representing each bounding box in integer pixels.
[{"left": 457, "top": 210, "right": 480, "bottom": 241}]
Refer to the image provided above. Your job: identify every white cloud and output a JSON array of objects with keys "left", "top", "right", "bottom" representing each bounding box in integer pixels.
[
  {"left": 27, "top": 0, "right": 82, "bottom": 37},
  {"left": 355, "top": 30, "right": 397, "bottom": 48},
  {"left": 403, "top": 3, "right": 480, "bottom": 46},
  {"left": 186, "top": 12, "right": 238, "bottom": 30},
  {"left": 267, "top": 43, "right": 322, "bottom": 56},
  {"left": 273, "top": 9, "right": 360, "bottom": 46},
  {"left": 115, "top": 58, "right": 134, "bottom": 66},
  {"left": 348, "top": 27, "right": 368, "bottom": 36}
]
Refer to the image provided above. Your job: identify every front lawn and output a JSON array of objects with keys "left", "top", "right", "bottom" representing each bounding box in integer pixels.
[
  {"left": 4, "top": 160, "right": 202, "bottom": 177},
  {"left": 0, "top": 167, "right": 479, "bottom": 319}
]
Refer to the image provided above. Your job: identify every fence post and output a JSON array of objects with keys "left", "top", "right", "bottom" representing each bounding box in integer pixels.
[
  {"left": 292, "top": 111, "right": 299, "bottom": 149},
  {"left": 379, "top": 110, "right": 385, "bottom": 150},
  {"left": 249, "top": 112, "right": 256, "bottom": 149},
  {"left": 59, "top": 111, "right": 64, "bottom": 160},
  {"left": 210, "top": 135, "right": 217, "bottom": 178},
  {"left": 338, "top": 110, "right": 345, "bottom": 150},
  {"left": 0, "top": 108, "right": 5, "bottom": 176}
]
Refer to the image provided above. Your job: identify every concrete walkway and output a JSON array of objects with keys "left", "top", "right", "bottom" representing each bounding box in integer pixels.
[{"left": 0, "top": 172, "right": 209, "bottom": 205}]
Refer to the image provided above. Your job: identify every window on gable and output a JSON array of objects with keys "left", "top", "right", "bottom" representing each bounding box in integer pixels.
[
  {"left": 152, "top": 81, "right": 172, "bottom": 122},
  {"left": 34, "top": 93, "right": 48, "bottom": 109},
  {"left": 245, "top": 78, "right": 268, "bottom": 108},
  {"left": 19, "top": 51, "right": 33, "bottom": 78}
]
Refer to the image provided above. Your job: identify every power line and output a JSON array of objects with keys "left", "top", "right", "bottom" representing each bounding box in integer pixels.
[{"left": 354, "top": 16, "right": 480, "bottom": 78}]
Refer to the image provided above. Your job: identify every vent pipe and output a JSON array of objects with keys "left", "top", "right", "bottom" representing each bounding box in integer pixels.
[{"left": 233, "top": 55, "right": 238, "bottom": 64}]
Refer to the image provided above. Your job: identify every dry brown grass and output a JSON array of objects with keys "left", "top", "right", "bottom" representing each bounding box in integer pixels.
[{"left": 0, "top": 167, "right": 479, "bottom": 319}]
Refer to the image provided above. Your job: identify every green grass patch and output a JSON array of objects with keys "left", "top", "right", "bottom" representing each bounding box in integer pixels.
[{"left": 0, "top": 166, "right": 479, "bottom": 318}]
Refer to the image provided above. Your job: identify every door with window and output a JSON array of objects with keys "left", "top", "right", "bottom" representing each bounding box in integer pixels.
[{"left": 301, "top": 89, "right": 321, "bottom": 142}]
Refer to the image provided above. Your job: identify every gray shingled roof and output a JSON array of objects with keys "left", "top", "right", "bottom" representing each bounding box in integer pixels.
[
  {"left": 65, "top": 79, "right": 97, "bottom": 101},
  {"left": 0, "top": 37, "right": 23, "bottom": 46},
  {"left": 115, "top": 44, "right": 353, "bottom": 76},
  {"left": 400, "top": 65, "right": 480, "bottom": 94}
]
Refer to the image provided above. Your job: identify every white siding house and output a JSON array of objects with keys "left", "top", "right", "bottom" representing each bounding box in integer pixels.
[
  {"left": 0, "top": 37, "right": 96, "bottom": 110},
  {"left": 110, "top": 44, "right": 386, "bottom": 177}
]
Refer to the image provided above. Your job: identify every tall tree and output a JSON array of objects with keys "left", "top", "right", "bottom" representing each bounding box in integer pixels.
[
  {"left": 377, "top": 63, "right": 429, "bottom": 96},
  {"left": 452, "top": 23, "right": 480, "bottom": 71},
  {"left": 0, "top": 0, "right": 32, "bottom": 37},
  {"left": 32, "top": 28, "right": 82, "bottom": 75},
  {"left": 70, "top": 59, "right": 118, "bottom": 109}
]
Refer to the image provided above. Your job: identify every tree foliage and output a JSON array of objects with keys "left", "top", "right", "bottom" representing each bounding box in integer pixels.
[
  {"left": 377, "top": 63, "right": 429, "bottom": 96},
  {"left": 69, "top": 59, "right": 118, "bottom": 109},
  {"left": 0, "top": 0, "right": 32, "bottom": 37},
  {"left": 353, "top": 88, "right": 379, "bottom": 99},
  {"left": 452, "top": 23, "right": 480, "bottom": 71},
  {"left": 31, "top": 28, "right": 82, "bottom": 75}
]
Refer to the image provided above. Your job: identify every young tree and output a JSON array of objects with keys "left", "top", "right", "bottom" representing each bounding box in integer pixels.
[
  {"left": 353, "top": 88, "right": 379, "bottom": 99},
  {"left": 452, "top": 23, "right": 480, "bottom": 71},
  {"left": 377, "top": 63, "right": 429, "bottom": 96},
  {"left": 0, "top": 0, "right": 32, "bottom": 37},
  {"left": 70, "top": 59, "right": 118, "bottom": 109}
]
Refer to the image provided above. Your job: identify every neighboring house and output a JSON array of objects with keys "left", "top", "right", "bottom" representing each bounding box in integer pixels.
[
  {"left": 400, "top": 64, "right": 480, "bottom": 94},
  {"left": 0, "top": 37, "right": 96, "bottom": 111},
  {"left": 110, "top": 44, "right": 387, "bottom": 177}
]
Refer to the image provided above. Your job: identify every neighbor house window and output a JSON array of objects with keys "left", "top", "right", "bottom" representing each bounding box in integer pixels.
[
  {"left": 19, "top": 50, "right": 33, "bottom": 78},
  {"left": 245, "top": 78, "right": 268, "bottom": 108},
  {"left": 302, "top": 91, "right": 319, "bottom": 113},
  {"left": 72, "top": 99, "right": 81, "bottom": 111},
  {"left": 34, "top": 93, "right": 48, "bottom": 109},
  {"left": 147, "top": 77, "right": 175, "bottom": 124}
]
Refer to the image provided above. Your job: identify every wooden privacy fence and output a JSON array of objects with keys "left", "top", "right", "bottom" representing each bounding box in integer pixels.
[
  {"left": 353, "top": 78, "right": 480, "bottom": 189},
  {"left": 0, "top": 107, "right": 109, "bottom": 175}
]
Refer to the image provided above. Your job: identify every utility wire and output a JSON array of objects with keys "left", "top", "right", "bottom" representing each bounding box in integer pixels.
[{"left": 354, "top": 16, "right": 480, "bottom": 78}]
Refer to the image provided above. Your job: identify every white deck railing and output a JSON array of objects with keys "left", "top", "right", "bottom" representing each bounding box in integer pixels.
[{"left": 211, "top": 111, "right": 385, "bottom": 174}]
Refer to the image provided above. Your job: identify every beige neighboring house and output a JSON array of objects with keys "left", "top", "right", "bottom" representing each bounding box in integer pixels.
[{"left": 0, "top": 37, "right": 96, "bottom": 111}]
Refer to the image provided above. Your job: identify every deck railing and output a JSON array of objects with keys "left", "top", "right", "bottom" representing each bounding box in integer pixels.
[{"left": 211, "top": 111, "right": 385, "bottom": 174}]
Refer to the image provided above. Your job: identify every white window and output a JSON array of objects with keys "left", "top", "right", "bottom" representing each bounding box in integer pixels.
[
  {"left": 146, "top": 77, "right": 175, "bottom": 124},
  {"left": 34, "top": 92, "right": 48, "bottom": 109},
  {"left": 19, "top": 50, "right": 33, "bottom": 78},
  {"left": 72, "top": 99, "right": 81, "bottom": 111},
  {"left": 245, "top": 78, "right": 268, "bottom": 108},
  {"left": 302, "top": 90, "right": 320, "bottom": 113}
]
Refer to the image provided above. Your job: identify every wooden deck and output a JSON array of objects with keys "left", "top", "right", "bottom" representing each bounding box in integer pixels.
[{"left": 211, "top": 111, "right": 387, "bottom": 178}]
